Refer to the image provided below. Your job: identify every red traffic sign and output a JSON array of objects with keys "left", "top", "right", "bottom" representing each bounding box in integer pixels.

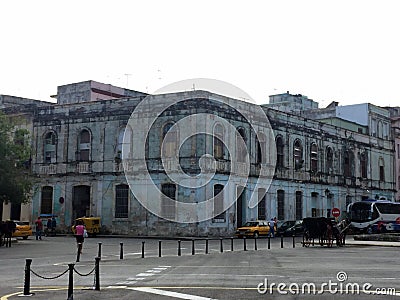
[{"left": 331, "top": 208, "right": 341, "bottom": 218}]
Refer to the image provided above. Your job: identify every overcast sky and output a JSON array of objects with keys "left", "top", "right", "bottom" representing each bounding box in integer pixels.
[{"left": 1, "top": 0, "right": 399, "bottom": 108}]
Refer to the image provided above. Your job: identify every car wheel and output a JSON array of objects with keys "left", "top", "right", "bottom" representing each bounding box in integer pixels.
[
  {"left": 23, "top": 236, "right": 28, "bottom": 240},
  {"left": 253, "top": 232, "right": 259, "bottom": 238}
]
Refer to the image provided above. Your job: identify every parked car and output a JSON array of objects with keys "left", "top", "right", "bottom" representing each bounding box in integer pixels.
[
  {"left": 276, "top": 220, "right": 304, "bottom": 236},
  {"left": 12, "top": 220, "right": 33, "bottom": 240},
  {"left": 235, "top": 220, "right": 276, "bottom": 238},
  {"left": 71, "top": 217, "right": 101, "bottom": 237}
]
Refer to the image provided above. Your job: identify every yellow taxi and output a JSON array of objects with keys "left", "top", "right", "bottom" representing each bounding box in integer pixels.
[
  {"left": 71, "top": 217, "right": 101, "bottom": 236},
  {"left": 235, "top": 220, "right": 276, "bottom": 238},
  {"left": 12, "top": 220, "right": 33, "bottom": 240}
]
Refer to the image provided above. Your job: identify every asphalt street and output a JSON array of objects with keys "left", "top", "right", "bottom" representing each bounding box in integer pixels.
[{"left": 1, "top": 235, "right": 399, "bottom": 299}]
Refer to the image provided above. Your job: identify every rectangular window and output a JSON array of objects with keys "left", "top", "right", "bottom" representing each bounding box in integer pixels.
[
  {"left": 258, "top": 188, "right": 266, "bottom": 220},
  {"left": 380, "top": 166, "right": 385, "bottom": 181},
  {"left": 311, "top": 208, "right": 317, "bottom": 217},
  {"left": 115, "top": 184, "right": 129, "bottom": 218},
  {"left": 80, "top": 149, "right": 89, "bottom": 161},
  {"left": 41, "top": 186, "right": 53, "bottom": 214},
  {"left": 277, "top": 190, "right": 285, "bottom": 220},
  {"left": 295, "top": 191, "right": 302, "bottom": 220},
  {"left": 397, "top": 144, "right": 400, "bottom": 159},
  {"left": 213, "top": 184, "right": 225, "bottom": 221},
  {"left": 161, "top": 184, "right": 176, "bottom": 219},
  {"left": 345, "top": 195, "right": 352, "bottom": 208}
]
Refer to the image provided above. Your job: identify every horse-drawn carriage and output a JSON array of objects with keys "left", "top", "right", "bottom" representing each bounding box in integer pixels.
[{"left": 302, "top": 217, "right": 348, "bottom": 247}]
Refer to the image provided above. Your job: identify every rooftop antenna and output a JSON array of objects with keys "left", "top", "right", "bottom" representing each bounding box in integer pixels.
[{"left": 124, "top": 73, "right": 132, "bottom": 88}]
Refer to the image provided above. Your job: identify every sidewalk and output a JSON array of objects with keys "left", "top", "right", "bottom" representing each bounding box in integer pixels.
[{"left": 345, "top": 239, "right": 400, "bottom": 247}]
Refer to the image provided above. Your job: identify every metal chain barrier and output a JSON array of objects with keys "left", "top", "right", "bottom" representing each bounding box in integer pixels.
[
  {"left": 73, "top": 265, "right": 96, "bottom": 277},
  {"left": 23, "top": 257, "right": 101, "bottom": 298},
  {"left": 30, "top": 267, "right": 69, "bottom": 280}
]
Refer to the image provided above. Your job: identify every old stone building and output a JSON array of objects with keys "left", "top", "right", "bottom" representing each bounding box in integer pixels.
[
  {"left": 1, "top": 82, "right": 397, "bottom": 236},
  {"left": 388, "top": 107, "right": 400, "bottom": 202},
  {"left": 0, "top": 95, "right": 52, "bottom": 221}
]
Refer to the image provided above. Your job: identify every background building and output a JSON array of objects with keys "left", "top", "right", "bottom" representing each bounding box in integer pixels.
[{"left": 1, "top": 82, "right": 397, "bottom": 236}]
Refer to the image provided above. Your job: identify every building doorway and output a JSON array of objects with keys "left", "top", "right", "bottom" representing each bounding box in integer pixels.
[
  {"left": 72, "top": 185, "right": 91, "bottom": 222},
  {"left": 236, "top": 186, "right": 246, "bottom": 228}
]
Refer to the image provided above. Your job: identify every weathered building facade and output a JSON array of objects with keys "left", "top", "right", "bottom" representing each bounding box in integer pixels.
[
  {"left": 1, "top": 82, "right": 397, "bottom": 236},
  {"left": 0, "top": 95, "right": 52, "bottom": 222}
]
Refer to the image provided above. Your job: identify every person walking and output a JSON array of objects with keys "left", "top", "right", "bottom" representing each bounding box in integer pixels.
[
  {"left": 51, "top": 217, "right": 57, "bottom": 235},
  {"left": 269, "top": 218, "right": 275, "bottom": 238},
  {"left": 46, "top": 218, "right": 52, "bottom": 236},
  {"left": 74, "top": 220, "right": 85, "bottom": 253},
  {"left": 35, "top": 216, "right": 43, "bottom": 240}
]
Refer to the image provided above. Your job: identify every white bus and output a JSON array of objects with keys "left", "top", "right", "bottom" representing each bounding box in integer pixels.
[{"left": 347, "top": 199, "right": 400, "bottom": 233}]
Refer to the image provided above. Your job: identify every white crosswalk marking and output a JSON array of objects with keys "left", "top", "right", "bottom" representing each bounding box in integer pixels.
[
  {"left": 115, "top": 265, "right": 171, "bottom": 286},
  {"left": 129, "top": 287, "right": 218, "bottom": 300}
]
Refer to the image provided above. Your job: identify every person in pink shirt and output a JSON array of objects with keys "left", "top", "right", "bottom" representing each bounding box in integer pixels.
[{"left": 74, "top": 220, "right": 85, "bottom": 253}]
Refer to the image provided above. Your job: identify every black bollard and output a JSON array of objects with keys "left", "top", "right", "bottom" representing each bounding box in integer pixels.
[
  {"left": 120, "top": 242, "right": 123, "bottom": 260},
  {"left": 23, "top": 259, "right": 33, "bottom": 296},
  {"left": 141, "top": 241, "right": 145, "bottom": 258},
  {"left": 292, "top": 235, "right": 296, "bottom": 248},
  {"left": 280, "top": 235, "right": 284, "bottom": 248},
  {"left": 254, "top": 236, "right": 258, "bottom": 251},
  {"left": 95, "top": 257, "right": 101, "bottom": 291},
  {"left": 231, "top": 238, "right": 234, "bottom": 252},
  {"left": 243, "top": 236, "right": 247, "bottom": 251},
  {"left": 98, "top": 242, "right": 102, "bottom": 258},
  {"left": 178, "top": 240, "right": 181, "bottom": 256},
  {"left": 268, "top": 236, "right": 271, "bottom": 249},
  {"left": 192, "top": 239, "right": 195, "bottom": 255},
  {"left": 159, "top": 241, "right": 162, "bottom": 257},
  {"left": 220, "top": 238, "right": 223, "bottom": 253},
  {"left": 67, "top": 263, "right": 74, "bottom": 300},
  {"left": 76, "top": 243, "right": 82, "bottom": 262},
  {"left": 205, "top": 239, "right": 209, "bottom": 254}
]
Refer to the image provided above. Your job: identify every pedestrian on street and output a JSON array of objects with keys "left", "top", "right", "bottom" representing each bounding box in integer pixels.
[
  {"left": 35, "top": 216, "right": 43, "bottom": 240},
  {"left": 74, "top": 220, "right": 85, "bottom": 253},
  {"left": 269, "top": 218, "right": 275, "bottom": 238},
  {"left": 46, "top": 218, "right": 52, "bottom": 236},
  {"left": 51, "top": 217, "right": 57, "bottom": 235}
]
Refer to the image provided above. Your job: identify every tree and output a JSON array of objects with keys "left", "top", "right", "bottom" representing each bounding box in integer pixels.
[{"left": 0, "top": 111, "right": 33, "bottom": 213}]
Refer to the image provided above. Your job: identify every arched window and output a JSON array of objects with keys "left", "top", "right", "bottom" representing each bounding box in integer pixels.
[
  {"left": 115, "top": 184, "right": 129, "bottom": 218},
  {"left": 162, "top": 123, "right": 177, "bottom": 158},
  {"left": 213, "top": 124, "right": 224, "bottom": 159},
  {"left": 78, "top": 129, "right": 91, "bottom": 161},
  {"left": 213, "top": 184, "right": 225, "bottom": 221},
  {"left": 293, "top": 140, "right": 303, "bottom": 170},
  {"left": 41, "top": 186, "right": 53, "bottom": 214},
  {"left": 236, "top": 127, "right": 247, "bottom": 163},
  {"left": 256, "top": 132, "right": 266, "bottom": 164},
  {"left": 276, "top": 136, "right": 284, "bottom": 168},
  {"left": 310, "top": 143, "right": 318, "bottom": 172},
  {"left": 326, "top": 147, "right": 333, "bottom": 173},
  {"left": 44, "top": 132, "right": 57, "bottom": 164}
]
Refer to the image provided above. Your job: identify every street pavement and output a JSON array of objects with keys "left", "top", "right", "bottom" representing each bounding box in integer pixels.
[{"left": 1, "top": 235, "right": 400, "bottom": 299}]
